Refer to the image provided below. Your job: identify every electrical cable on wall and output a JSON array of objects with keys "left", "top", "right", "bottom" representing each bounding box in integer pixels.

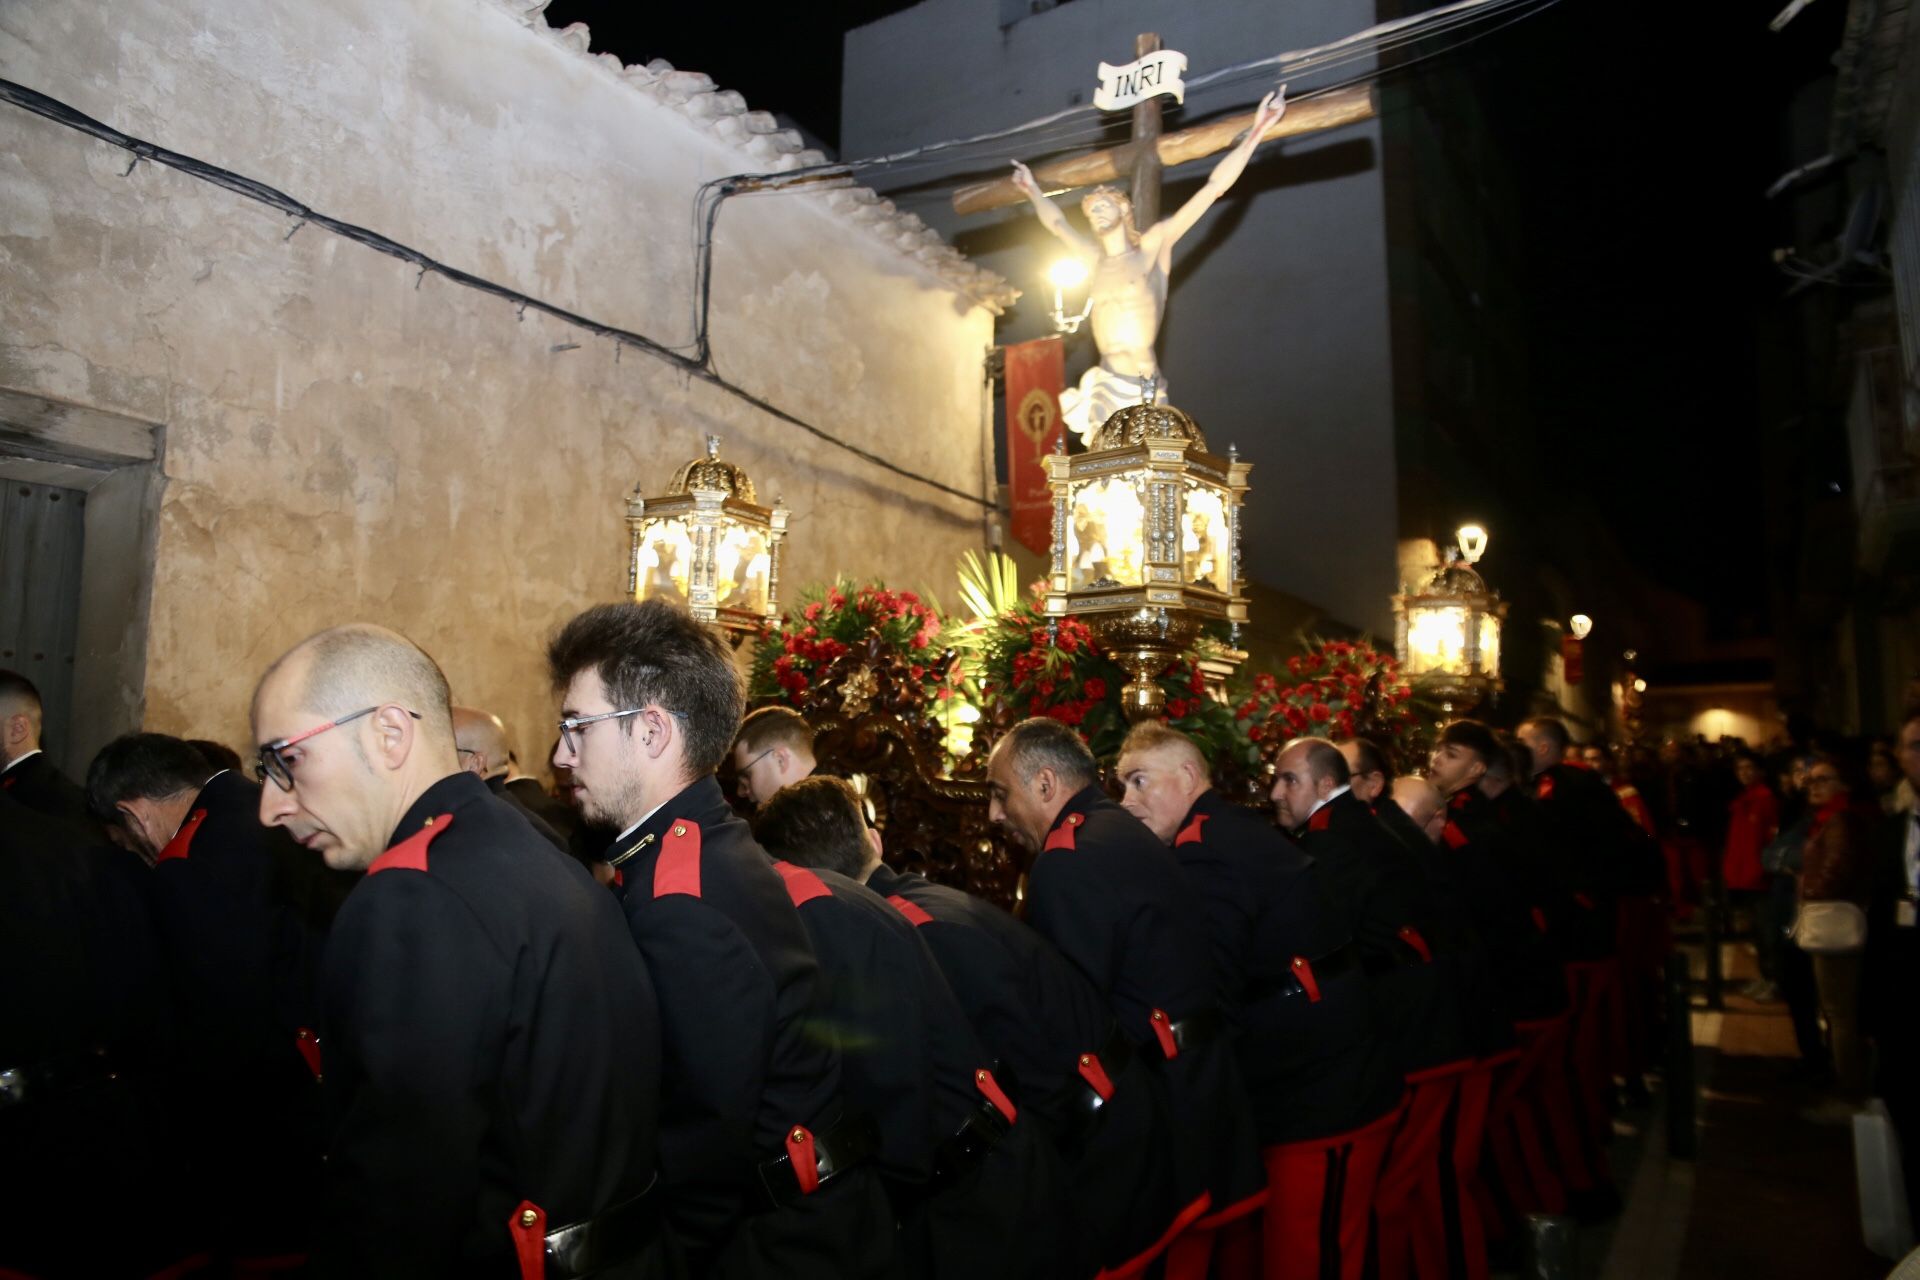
[
  {"left": 0, "top": 77, "right": 995, "bottom": 510},
  {"left": 0, "top": 0, "right": 1557, "bottom": 511}
]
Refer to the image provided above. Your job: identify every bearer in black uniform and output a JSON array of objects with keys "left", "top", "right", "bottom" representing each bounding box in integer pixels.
[
  {"left": 547, "top": 601, "right": 893, "bottom": 1280},
  {"left": 754, "top": 776, "right": 1064, "bottom": 1280},
  {"left": 988, "top": 717, "right": 1262, "bottom": 1277},
  {"left": 1116, "top": 722, "right": 1404, "bottom": 1280},
  {"left": 0, "top": 792, "right": 194, "bottom": 1279},
  {"left": 1272, "top": 736, "right": 1473, "bottom": 1073},
  {"left": 753, "top": 766, "right": 1168, "bottom": 1280},
  {"left": 0, "top": 668, "right": 96, "bottom": 831},
  {"left": 86, "top": 732, "right": 353, "bottom": 1266},
  {"left": 451, "top": 705, "right": 570, "bottom": 854},
  {"left": 253, "top": 623, "right": 674, "bottom": 1279}
]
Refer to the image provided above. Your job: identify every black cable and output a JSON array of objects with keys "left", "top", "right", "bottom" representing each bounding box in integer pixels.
[{"left": 0, "top": 77, "right": 995, "bottom": 511}]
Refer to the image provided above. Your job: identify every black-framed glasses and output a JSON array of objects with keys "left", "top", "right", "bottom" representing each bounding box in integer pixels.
[
  {"left": 557, "top": 707, "right": 646, "bottom": 755},
  {"left": 255, "top": 705, "right": 423, "bottom": 792},
  {"left": 736, "top": 746, "right": 777, "bottom": 776}
]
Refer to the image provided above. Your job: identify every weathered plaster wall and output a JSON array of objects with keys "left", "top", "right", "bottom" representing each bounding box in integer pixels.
[{"left": 1, "top": 0, "right": 999, "bottom": 769}]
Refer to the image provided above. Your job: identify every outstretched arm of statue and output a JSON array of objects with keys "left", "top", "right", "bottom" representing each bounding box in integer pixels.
[
  {"left": 1148, "top": 87, "right": 1288, "bottom": 263},
  {"left": 1010, "top": 159, "right": 1097, "bottom": 260}
]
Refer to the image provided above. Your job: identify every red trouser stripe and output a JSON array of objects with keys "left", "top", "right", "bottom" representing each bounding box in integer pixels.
[
  {"left": 1096, "top": 1192, "right": 1213, "bottom": 1280},
  {"left": 1373, "top": 1062, "right": 1472, "bottom": 1280},
  {"left": 1263, "top": 1100, "right": 1404, "bottom": 1280}
]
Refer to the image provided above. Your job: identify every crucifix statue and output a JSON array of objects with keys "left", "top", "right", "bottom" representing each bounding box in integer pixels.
[{"left": 964, "top": 34, "right": 1376, "bottom": 446}]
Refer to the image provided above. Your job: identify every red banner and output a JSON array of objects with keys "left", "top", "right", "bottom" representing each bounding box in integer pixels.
[
  {"left": 1004, "top": 337, "right": 1065, "bottom": 557},
  {"left": 1561, "top": 636, "right": 1585, "bottom": 685}
]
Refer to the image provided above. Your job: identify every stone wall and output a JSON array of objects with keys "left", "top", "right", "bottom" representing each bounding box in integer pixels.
[{"left": 0, "top": 0, "right": 1004, "bottom": 773}]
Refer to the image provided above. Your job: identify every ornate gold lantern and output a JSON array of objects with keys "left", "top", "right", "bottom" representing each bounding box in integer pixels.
[
  {"left": 1043, "top": 401, "right": 1252, "bottom": 720},
  {"left": 626, "top": 435, "right": 788, "bottom": 642},
  {"left": 1392, "top": 525, "right": 1507, "bottom": 711}
]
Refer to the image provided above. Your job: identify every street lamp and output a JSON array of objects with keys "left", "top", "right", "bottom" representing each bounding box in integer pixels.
[
  {"left": 1048, "top": 257, "right": 1094, "bottom": 335},
  {"left": 1043, "top": 400, "right": 1251, "bottom": 719},
  {"left": 626, "top": 435, "right": 789, "bottom": 644},
  {"left": 1392, "top": 525, "right": 1508, "bottom": 712}
]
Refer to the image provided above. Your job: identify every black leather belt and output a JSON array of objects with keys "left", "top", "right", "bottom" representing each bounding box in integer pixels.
[
  {"left": 543, "top": 1175, "right": 665, "bottom": 1279},
  {"left": 752, "top": 1110, "right": 880, "bottom": 1212},
  {"left": 0, "top": 1047, "right": 115, "bottom": 1110},
  {"left": 1362, "top": 925, "right": 1438, "bottom": 976},
  {"left": 899, "top": 1082, "right": 1016, "bottom": 1207},
  {"left": 1059, "top": 1025, "right": 1133, "bottom": 1156},
  {"left": 1150, "top": 1005, "right": 1225, "bottom": 1057},
  {"left": 1246, "top": 944, "right": 1359, "bottom": 1003}
]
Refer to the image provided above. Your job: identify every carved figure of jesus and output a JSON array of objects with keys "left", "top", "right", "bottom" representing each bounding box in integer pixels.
[{"left": 1012, "top": 88, "right": 1288, "bottom": 446}]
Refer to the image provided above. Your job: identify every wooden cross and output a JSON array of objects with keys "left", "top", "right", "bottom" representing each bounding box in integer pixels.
[{"left": 951, "top": 33, "right": 1376, "bottom": 218}]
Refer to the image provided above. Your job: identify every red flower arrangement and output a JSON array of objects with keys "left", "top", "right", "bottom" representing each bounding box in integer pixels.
[
  {"left": 1231, "top": 638, "right": 1419, "bottom": 760},
  {"left": 749, "top": 580, "right": 946, "bottom": 705},
  {"left": 966, "top": 586, "right": 1231, "bottom": 759}
]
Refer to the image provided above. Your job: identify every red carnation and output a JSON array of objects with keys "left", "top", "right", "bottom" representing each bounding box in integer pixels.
[
  {"left": 1286, "top": 656, "right": 1303, "bottom": 676},
  {"left": 1084, "top": 678, "right": 1107, "bottom": 700},
  {"left": 1308, "top": 702, "right": 1331, "bottom": 723}
]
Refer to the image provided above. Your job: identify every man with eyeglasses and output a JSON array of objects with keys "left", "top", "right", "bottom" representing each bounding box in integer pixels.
[
  {"left": 251, "top": 623, "right": 675, "bottom": 1279},
  {"left": 730, "top": 706, "right": 818, "bottom": 807},
  {"left": 547, "top": 600, "right": 895, "bottom": 1280}
]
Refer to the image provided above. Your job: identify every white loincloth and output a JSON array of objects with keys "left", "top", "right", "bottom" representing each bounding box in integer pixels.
[{"left": 1060, "top": 364, "right": 1166, "bottom": 448}]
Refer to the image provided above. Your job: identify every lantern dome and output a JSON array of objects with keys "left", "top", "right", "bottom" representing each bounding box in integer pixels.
[{"left": 667, "top": 436, "right": 758, "bottom": 502}]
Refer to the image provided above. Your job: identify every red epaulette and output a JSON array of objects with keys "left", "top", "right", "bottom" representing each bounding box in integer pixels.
[
  {"left": 887, "top": 894, "right": 935, "bottom": 927},
  {"left": 1174, "top": 812, "right": 1209, "bottom": 846},
  {"left": 1308, "top": 805, "right": 1332, "bottom": 833},
  {"left": 1536, "top": 775, "right": 1556, "bottom": 801},
  {"left": 653, "top": 820, "right": 702, "bottom": 899},
  {"left": 772, "top": 859, "right": 832, "bottom": 907},
  {"left": 1042, "top": 811, "right": 1085, "bottom": 852},
  {"left": 368, "top": 813, "right": 452, "bottom": 875},
  {"left": 1449, "top": 789, "right": 1472, "bottom": 811},
  {"left": 156, "top": 808, "right": 209, "bottom": 863},
  {"left": 1441, "top": 819, "right": 1469, "bottom": 849}
]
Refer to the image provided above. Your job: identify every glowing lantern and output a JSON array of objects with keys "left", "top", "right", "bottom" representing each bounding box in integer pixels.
[
  {"left": 626, "top": 435, "right": 788, "bottom": 643},
  {"left": 1392, "top": 525, "right": 1507, "bottom": 710},
  {"left": 1044, "top": 401, "right": 1251, "bottom": 719}
]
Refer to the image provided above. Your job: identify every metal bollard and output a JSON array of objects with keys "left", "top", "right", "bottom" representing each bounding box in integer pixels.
[
  {"left": 1665, "top": 951, "right": 1697, "bottom": 1160},
  {"left": 1524, "top": 1213, "right": 1576, "bottom": 1279}
]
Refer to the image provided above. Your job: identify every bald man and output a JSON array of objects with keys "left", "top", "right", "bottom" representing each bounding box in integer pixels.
[
  {"left": 252, "top": 624, "right": 674, "bottom": 1278},
  {"left": 450, "top": 706, "right": 568, "bottom": 855},
  {"left": 1117, "top": 723, "right": 1401, "bottom": 1280},
  {"left": 1392, "top": 776, "right": 1447, "bottom": 844}
]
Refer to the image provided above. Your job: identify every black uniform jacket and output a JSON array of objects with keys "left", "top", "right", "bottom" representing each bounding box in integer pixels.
[
  {"left": 1530, "top": 763, "right": 1627, "bottom": 959},
  {"left": 1172, "top": 789, "right": 1404, "bottom": 1142},
  {"left": 1297, "top": 790, "right": 1473, "bottom": 1073},
  {"left": 866, "top": 862, "right": 1171, "bottom": 1275},
  {"left": 772, "top": 862, "right": 1060, "bottom": 1279},
  {"left": 769, "top": 860, "right": 990, "bottom": 1181},
  {"left": 2, "top": 750, "right": 96, "bottom": 830},
  {"left": 503, "top": 774, "right": 586, "bottom": 848},
  {"left": 0, "top": 795, "right": 195, "bottom": 1277},
  {"left": 1028, "top": 787, "right": 1264, "bottom": 1224},
  {"left": 1375, "top": 796, "right": 1516, "bottom": 1057},
  {"left": 609, "top": 776, "right": 892, "bottom": 1278},
  {"left": 1445, "top": 786, "right": 1569, "bottom": 1021},
  {"left": 149, "top": 769, "right": 353, "bottom": 1250},
  {"left": 484, "top": 772, "right": 568, "bottom": 854},
  {"left": 318, "top": 772, "right": 662, "bottom": 1278},
  {"left": 864, "top": 862, "right": 1110, "bottom": 1138}
]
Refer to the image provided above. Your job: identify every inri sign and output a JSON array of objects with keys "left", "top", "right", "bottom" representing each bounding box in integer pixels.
[{"left": 1093, "top": 49, "right": 1188, "bottom": 112}]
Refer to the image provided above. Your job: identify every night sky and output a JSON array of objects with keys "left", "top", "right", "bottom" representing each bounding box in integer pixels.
[{"left": 545, "top": 0, "right": 1850, "bottom": 636}]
